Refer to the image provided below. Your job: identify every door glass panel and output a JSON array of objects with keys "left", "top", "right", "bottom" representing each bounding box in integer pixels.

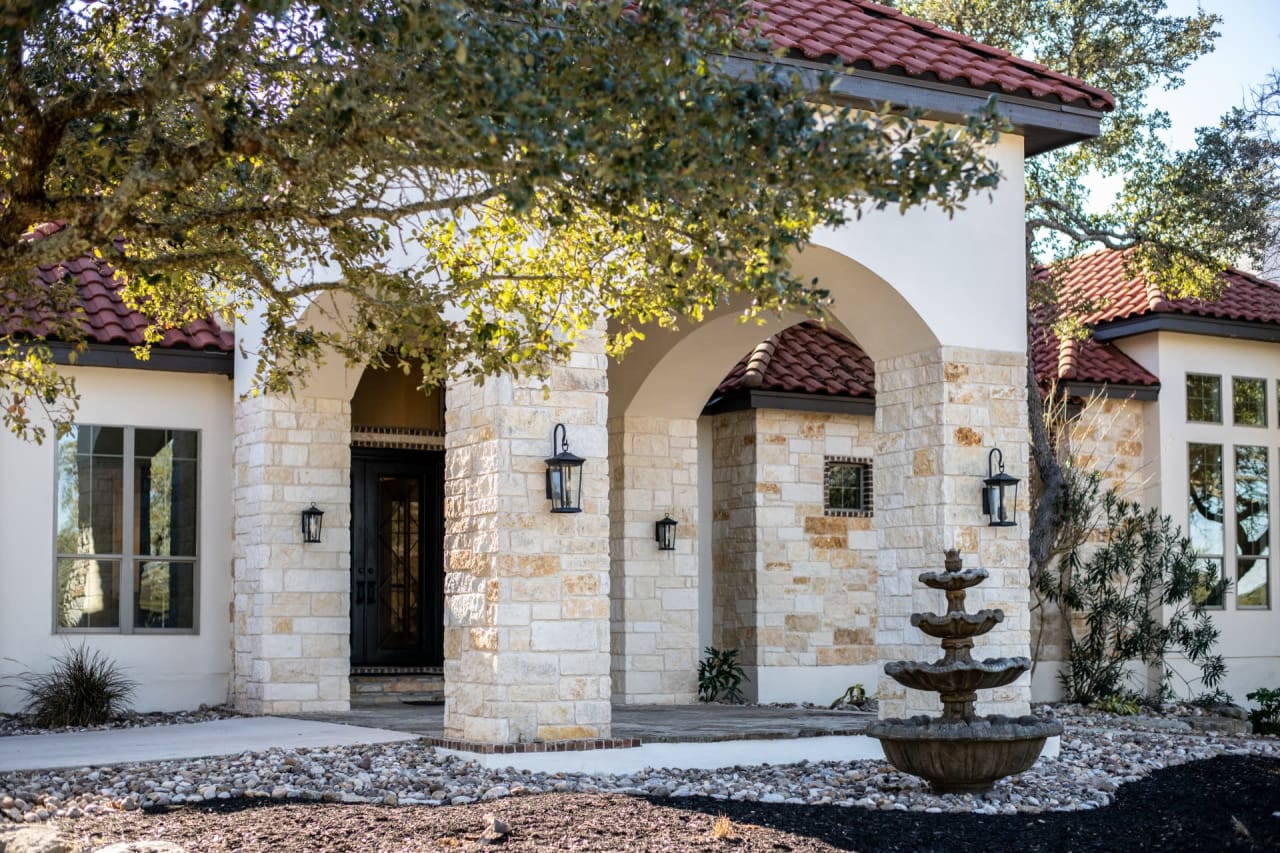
[{"left": 377, "top": 476, "right": 421, "bottom": 650}]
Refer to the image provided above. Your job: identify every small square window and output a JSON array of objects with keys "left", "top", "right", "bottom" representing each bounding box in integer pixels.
[
  {"left": 824, "top": 457, "right": 872, "bottom": 517},
  {"left": 1186, "top": 374, "right": 1221, "bottom": 423},
  {"left": 1233, "top": 377, "right": 1267, "bottom": 427}
]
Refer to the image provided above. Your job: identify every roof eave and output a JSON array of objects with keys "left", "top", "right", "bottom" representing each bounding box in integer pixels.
[
  {"left": 721, "top": 52, "right": 1105, "bottom": 155},
  {"left": 1061, "top": 380, "right": 1160, "bottom": 401},
  {"left": 1092, "top": 314, "right": 1280, "bottom": 345},
  {"left": 46, "top": 341, "right": 235, "bottom": 376},
  {"left": 704, "top": 387, "right": 875, "bottom": 416}
]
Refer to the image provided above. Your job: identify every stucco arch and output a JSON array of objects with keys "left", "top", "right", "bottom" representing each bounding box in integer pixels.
[{"left": 609, "top": 245, "right": 937, "bottom": 419}]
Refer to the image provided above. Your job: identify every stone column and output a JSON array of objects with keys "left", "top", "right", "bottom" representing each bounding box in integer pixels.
[
  {"left": 443, "top": 339, "right": 612, "bottom": 744},
  {"left": 874, "top": 347, "right": 1031, "bottom": 719},
  {"left": 231, "top": 394, "right": 352, "bottom": 714},
  {"left": 608, "top": 415, "right": 700, "bottom": 704}
]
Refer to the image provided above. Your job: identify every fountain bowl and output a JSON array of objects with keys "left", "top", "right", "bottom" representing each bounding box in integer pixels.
[
  {"left": 867, "top": 714, "right": 1063, "bottom": 794},
  {"left": 884, "top": 657, "right": 1031, "bottom": 694}
]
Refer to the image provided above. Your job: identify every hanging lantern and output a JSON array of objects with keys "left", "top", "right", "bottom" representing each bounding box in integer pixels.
[
  {"left": 982, "top": 448, "right": 1019, "bottom": 527},
  {"left": 301, "top": 503, "right": 325, "bottom": 543},
  {"left": 544, "top": 423, "right": 585, "bottom": 513},
  {"left": 655, "top": 513, "right": 678, "bottom": 551}
]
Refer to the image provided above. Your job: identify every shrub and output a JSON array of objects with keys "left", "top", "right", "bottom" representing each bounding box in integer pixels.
[
  {"left": 1091, "top": 693, "right": 1140, "bottom": 716},
  {"left": 830, "top": 683, "right": 868, "bottom": 709},
  {"left": 13, "top": 644, "right": 137, "bottom": 728},
  {"left": 1037, "top": 474, "right": 1227, "bottom": 705},
  {"left": 697, "top": 646, "right": 747, "bottom": 703},
  {"left": 1245, "top": 687, "right": 1280, "bottom": 735}
]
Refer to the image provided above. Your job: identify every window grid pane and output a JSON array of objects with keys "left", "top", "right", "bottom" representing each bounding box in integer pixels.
[
  {"left": 1186, "top": 374, "right": 1222, "bottom": 423},
  {"left": 55, "top": 426, "right": 198, "bottom": 633},
  {"left": 1233, "top": 377, "right": 1268, "bottom": 426},
  {"left": 824, "top": 457, "right": 872, "bottom": 517},
  {"left": 1236, "top": 445, "right": 1270, "bottom": 608}
]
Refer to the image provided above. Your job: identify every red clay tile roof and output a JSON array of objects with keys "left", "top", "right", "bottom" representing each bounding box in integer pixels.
[
  {"left": 1047, "top": 248, "right": 1280, "bottom": 327},
  {"left": 714, "top": 321, "right": 875, "bottom": 398},
  {"left": 19, "top": 252, "right": 233, "bottom": 352},
  {"left": 1029, "top": 324, "right": 1159, "bottom": 391},
  {"left": 755, "top": 0, "right": 1114, "bottom": 111}
]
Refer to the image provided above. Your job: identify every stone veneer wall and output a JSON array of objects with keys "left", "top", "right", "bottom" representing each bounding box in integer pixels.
[
  {"left": 231, "top": 394, "right": 352, "bottom": 714},
  {"left": 443, "top": 336, "right": 613, "bottom": 744},
  {"left": 709, "top": 408, "right": 878, "bottom": 701},
  {"left": 711, "top": 410, "right": 759, "bottom": 673},
  {"left": 608, "top": 416, "right": 700, "bottom": 703},
  {"left": 874, "top": 347, "right": 1031, "bottom": 719},
  {"left": 1032, "top": 394, "right": 1148, "bottom": 681}
]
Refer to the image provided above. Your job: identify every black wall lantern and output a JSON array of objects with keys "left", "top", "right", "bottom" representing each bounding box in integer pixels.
[
  {"left": 545, "top": 423, "right": 585, "bottom": 513},
  {"left": 982, "top": 448, "right": 1019, "bottom": 527},
  {"left": 655, "top": 513, "right": 678, "bottom": 551},
  {"left": 301, "top": 503, "right": 325, "bottom": 543}
]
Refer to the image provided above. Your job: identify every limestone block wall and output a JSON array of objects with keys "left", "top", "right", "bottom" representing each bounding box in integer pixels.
[
  {"left": 711, "top": 410, "right": 759, "bottom": 671},
  {"left": 708, "top": 408, "right": 878, "bottom": 703},
  {"left": 443, "top": 336, "right": 612, "bottom": 744},
  {"left": 608, "top": 415, "right": 700, "bottom": 704},
  {"left": 1032, "top": 394, "right": 1149, "bottom": 694},
  {"left": 231, "top": 394, "right": 352, "bottom": 714},
  {"left": 874, "top": 347, "right": 1031, "bottom": 719},
  {"left": 750, "top": 410, "right": 878, "bottom": 677}
]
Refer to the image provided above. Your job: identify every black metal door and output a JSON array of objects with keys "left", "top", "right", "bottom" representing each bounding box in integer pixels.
[{"left": 351, "top": 449, "right": 444, "bottom": 667}]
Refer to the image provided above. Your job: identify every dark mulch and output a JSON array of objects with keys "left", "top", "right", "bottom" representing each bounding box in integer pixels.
[{"left": 74, "top": 755, "right": 1280, "bottom": 852}]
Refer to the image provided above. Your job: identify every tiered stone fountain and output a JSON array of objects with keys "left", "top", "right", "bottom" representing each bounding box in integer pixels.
[{"left": 867, "top": 550, "right": 1062, "bottom": 794}]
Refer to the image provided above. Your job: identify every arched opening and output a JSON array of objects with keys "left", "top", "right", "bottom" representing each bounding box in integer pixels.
[{"left": 606, "top": 245, "right": 939, "bottom": 704}]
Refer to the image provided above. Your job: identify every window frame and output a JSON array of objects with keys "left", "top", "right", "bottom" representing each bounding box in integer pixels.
[
  {"left": 823, "top": 456, "right": 873, "bottom": 518},
  {"left": 1232, "top": 376, "right": 1268, "bottom": 428},
  {"left": 1234, "top": 443, "right": 1272, "bottom": 610},
  {"left": 1186, "top": 373, "right": 1223, "bottom": 424},
  {"left": 52, "top": 424, "right": 201, "bottom": 634}
]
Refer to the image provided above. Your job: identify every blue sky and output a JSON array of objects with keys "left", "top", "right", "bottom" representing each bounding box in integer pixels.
[{"left": 1150, "top": 1, "right": 1280, "bottom": 148}]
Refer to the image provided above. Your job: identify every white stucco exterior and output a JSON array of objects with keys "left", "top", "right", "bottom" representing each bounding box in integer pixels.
[
  {"left": 0, "top": 366, "right": 234, "bottom": 712},
  {"left": 1115, "top": 331, "right": 1280, "bottom": 703}
]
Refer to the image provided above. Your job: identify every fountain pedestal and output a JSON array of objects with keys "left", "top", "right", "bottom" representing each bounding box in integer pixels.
[{"left": 867, "top": 550, "right": 1061, "bottom": 794}]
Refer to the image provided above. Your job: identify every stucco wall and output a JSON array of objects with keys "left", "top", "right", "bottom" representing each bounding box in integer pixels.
[
  {"left": 0, "top": 365, "right": 233, "bottom": 713},
  {"left": 1119, "top": 332, "right": 1280, "bottom": 705}
]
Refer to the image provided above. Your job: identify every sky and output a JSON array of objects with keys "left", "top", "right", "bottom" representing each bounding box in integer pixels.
[{"left": 1149, "top": 0, "right": 1280, "bottom": 149}]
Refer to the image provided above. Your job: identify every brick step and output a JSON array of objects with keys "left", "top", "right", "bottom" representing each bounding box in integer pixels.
[{"left": 351, "top": 673, "right": 444, "bottom": 706}]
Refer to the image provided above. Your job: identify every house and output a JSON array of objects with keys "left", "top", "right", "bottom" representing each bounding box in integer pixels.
[
  {"left": 0, "top": 0, "right": 1118, "bottom": 747},
  {"left": 1028, "top": 249, "right": 1280, "bottom": 703}
]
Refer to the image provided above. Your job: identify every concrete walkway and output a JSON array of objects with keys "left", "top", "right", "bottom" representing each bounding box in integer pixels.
[{"left": 0, "top": 716, "right": 417, "bottom": 773}]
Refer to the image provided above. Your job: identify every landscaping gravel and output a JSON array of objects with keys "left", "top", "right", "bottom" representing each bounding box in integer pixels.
[
  {"left": 0, "top": 707, "right": 240, "bottom": 739},
  {"left": 0, "top": 705, "right": 1276, "bottom": 851}
]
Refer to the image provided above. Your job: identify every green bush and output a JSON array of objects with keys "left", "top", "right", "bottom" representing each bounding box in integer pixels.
[
  {"left": 1091, "top": 693, "right": 1141, "bottom": 716},
  {"left": 13, "top": 644, "right": 137, "bottom": 728},
  {"left": 1037, "top": 474, "right": 1227, "bottom": 705},
  {"left": 1245, "top": 687, "right": 1280, "bottom": 735},
  {"left": 697, "top": 646, "right": 747, "bottom": 703}
]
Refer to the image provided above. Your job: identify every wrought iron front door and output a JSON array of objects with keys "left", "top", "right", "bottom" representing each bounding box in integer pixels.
[{"left": 351, "top": 449, "right": 444, "bottom": 667}]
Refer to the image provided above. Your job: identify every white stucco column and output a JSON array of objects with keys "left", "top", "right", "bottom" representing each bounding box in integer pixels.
[
  {"left": 608, "top": 415, "right": 701, "bottom": 704},
  {"left": 231, "top": 393, "right": 352, "bottom": 714},
  {"left": 443, "top": 336, "right": 612, "bottom": 744},
  {"left": 874, "top": 347, "right": 1031, "bottom": 719}
]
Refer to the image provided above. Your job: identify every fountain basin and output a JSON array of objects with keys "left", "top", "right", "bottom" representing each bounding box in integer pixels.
[
  {"left": 867, "top": 714, "right": 1063, "bottom": 794},
  {"left": 911, "top": 610, "right": 1003, "bottom": 639},
  {"left": 918, "top": 568, "right": 988, "bottom": 590},
  {"left": 884, "top": 657, "right": 1031, "bottom": 694}
]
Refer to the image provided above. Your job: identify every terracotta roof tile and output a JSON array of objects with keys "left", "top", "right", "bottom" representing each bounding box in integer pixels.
[
  {"left": 10, "top": 250, "right": 233, "bottom": 352},
  {"left": 1044, "top": 248, "right": 1280, "bottom": 328},
  {"left": 1029, "top": 323, "right": 1159, "bottom": 391},
  {"left": 756, "top": 0, "right": 1114, "bottom": 110},
  {"left": 714, "top": 321, "right": 875, "bottom": 398}
]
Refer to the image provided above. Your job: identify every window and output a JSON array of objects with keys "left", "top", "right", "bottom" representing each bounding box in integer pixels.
[
  {"left": 1233, "top": 377, "right": 1267, "bottom": 426},
  {"left": 824, "top": 457, "right": 872, "bottom": 517},
  {"left": 1188, "top": 443, "right": 1225, "bottom": 607},
  {"left": 1186, "top": 374, "right": 1222, "bottom": 423},
  {"left": 56, "top": 426, "right": 199, "bottom": 631},
  {"left": 1235, "top": 445, "right": 1270, "bottom": 608}
]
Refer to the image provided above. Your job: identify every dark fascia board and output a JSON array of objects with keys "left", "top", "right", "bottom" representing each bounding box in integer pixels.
[
  {"left": 1091, "top": 314, "right": 1280, "bottom": 345},
  {"left": 1062, "top": 381, "right": 1160, "bottom": 402},
  {"left": 704, "top": 388, "right": 875, "bottom": 416},
  {"left": 46, "top": 341, "right": 235, "bottom": 377},
  {"left": 718, "top": 53, "right": 1104, "bottom": 156}
]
